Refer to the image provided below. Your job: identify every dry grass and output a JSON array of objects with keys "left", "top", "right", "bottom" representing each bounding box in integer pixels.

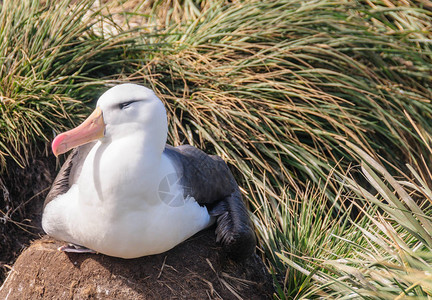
[{"left": 0, "top": 0, "right": 145, "bottom": 169}]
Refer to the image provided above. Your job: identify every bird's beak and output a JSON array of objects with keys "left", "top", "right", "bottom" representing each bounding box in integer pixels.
[{"left": 52, "top": 106, "right": 105, "bottom": 157}]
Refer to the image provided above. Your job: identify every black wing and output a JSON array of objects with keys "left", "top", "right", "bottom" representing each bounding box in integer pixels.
[
  {"left": 164, "top": 145, "right": 256, "bottom": 260},
  {"left": 43, "top": 142, "right": 95, "bottom": 209}
]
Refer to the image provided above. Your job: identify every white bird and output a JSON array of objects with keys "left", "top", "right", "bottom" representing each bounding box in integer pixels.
[{"left": 42, "top": 83, "right": 255, "bottom": 259}]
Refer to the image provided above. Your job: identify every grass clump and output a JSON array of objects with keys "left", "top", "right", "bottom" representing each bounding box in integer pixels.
[
  {"left": 292, "top": 142, "right": 432, "bottom": 298},
  {"left": 253, "top": 180, "right": 363, "bottom": 298},
  {"left": 254, "top": 136, "right": 432, "bottom": 298},
  {"left": 0, "top": 0, "right": 144, "bottom": 169},
  {"left": 131, "top": 0, "right": 432, "bottom": 205}
]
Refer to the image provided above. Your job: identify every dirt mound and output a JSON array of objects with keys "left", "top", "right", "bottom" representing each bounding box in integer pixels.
[{"left": 0, "top": 230, "right": 273, "bottom": 299}]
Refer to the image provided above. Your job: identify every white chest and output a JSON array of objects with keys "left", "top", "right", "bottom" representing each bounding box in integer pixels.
[{"left": 42, "top": 142, "right": 212, "bottom": 258}]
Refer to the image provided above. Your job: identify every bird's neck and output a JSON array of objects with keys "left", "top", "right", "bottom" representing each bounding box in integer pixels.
[
  {"left": 79, "top": 130, "right": 168, "bottom": 207},
  {"left": 107, "top": 129, "right": 167, "bottom": 175}
]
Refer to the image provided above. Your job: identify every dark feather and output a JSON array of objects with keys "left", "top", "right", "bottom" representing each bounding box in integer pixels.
[
  {"left": 164, "top": 145, "right": 256, "bottom": 260},
  {"left": 43, "top": 142, "right": 95, "bottom": 209}
]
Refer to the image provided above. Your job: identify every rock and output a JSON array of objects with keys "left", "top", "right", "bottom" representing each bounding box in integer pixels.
[{"left": 0, "top": 229, "right": 273, "bottom": 299}]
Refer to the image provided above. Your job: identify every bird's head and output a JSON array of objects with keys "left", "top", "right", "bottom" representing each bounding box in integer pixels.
[{"left": 52, "top": 83, "right": 167, "bottom": 157}]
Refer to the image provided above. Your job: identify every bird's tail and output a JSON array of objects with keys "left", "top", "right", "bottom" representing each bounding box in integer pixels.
[{"left": 209, "top": 189, "right": 256, "bottom": 260}]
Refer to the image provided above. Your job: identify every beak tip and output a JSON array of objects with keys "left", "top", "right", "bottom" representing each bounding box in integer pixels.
[
  {"left": 52, "top": 134, "right": 64, "bottom": 157},
  {"left": 51, "top": 107, "right": 105, "bottom": 157}
]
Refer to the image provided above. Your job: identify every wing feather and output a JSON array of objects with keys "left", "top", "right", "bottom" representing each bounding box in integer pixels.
[
  {"left": 43, "top": 142, "right": 95, "bottom": 209},
  {"left": 164, "top": 144, "right": 256, "bottom": 259}
]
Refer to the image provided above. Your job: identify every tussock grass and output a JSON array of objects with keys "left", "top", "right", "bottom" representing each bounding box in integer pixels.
[
  {"left": 293, "top": 142, "right": 432, "bottom": 298},
  {"left": 0, "top": 0, "right": 144, "bottom": 169},
  {"left": 132, "top": 0, "right": 432, "bottom": 199},
  {"left": 254, "top": 134, "right": 432, "bottom": 298},
  {"left": 253, "top": 180, "right": 363, "bottom": 298}
]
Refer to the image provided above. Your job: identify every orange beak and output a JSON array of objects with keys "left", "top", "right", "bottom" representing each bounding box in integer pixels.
[{"left": 52, "top": 106, "right": 105, "bottom": 157}]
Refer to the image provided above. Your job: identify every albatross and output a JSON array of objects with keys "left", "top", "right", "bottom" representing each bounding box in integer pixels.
[{"left": 42, "top": 83, "right": 256, "bottom": 260}]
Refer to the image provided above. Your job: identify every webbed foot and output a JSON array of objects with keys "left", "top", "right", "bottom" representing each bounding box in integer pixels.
[{"left": 58, "top": 243, "right": 97, "bottom": 254}]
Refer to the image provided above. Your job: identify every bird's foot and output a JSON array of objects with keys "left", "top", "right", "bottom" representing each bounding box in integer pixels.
[{"left": 58, "top": 243, "right": 97, "bottom": 254}]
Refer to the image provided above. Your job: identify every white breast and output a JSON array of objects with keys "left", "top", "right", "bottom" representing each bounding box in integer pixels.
[{"left": 42, "top": 142, "right": 212, "bottom": 258}]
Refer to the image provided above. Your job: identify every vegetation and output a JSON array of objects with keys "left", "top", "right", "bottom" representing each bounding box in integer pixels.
[
  {"left": 1, "top": 0, "right": 432, "bottom": 298},
  {"left": 0, "top": 0, "right": 143, "bottom": 168}
]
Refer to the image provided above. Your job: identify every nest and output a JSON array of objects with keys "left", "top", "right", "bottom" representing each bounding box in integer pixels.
[{"left": 0, "top": 230, "right": 273, "bottom": 299}]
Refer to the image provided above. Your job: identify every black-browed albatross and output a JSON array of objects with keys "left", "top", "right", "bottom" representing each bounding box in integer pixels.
[{"left": 42, "top": 83, "right": 256, "bottom": 260}]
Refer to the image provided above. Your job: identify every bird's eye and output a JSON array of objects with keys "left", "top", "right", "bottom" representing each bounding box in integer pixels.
[{"left": 119, "top": 101, "right": 136, "bottom": 110}]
